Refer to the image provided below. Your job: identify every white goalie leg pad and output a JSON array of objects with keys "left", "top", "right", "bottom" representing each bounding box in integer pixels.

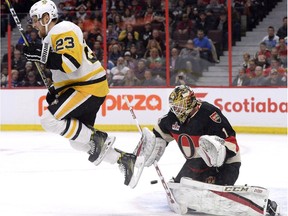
[
  {"left": 145, "top": 137, "right": 166, "bottom": 167},
  {"left": 169, "top": 177, "right": 269, "bottom": 216},
  {"left": 167, "top": 181, "right": 188, "bottom": 214},
  {"left": 198, "top": 135, "right": 226, "bottom": 167}
]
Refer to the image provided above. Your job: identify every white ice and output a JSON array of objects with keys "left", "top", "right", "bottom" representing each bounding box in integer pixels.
[{"left": 0, "top": 131, "right": 287, "bottom": 216}]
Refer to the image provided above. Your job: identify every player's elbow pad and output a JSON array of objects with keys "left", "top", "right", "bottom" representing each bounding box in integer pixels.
[{"left": 46, "top": 52, "right": 65, "bottom": 72}]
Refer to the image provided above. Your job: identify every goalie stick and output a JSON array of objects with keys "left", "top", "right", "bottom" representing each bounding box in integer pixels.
[
  {"left": 124, "top": 96, "right": 185, "bottom": 215},
  {"left": 5, "top": 0, "right": 50, "bottom": 89}
]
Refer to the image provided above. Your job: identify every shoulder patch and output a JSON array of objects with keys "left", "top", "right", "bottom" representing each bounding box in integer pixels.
[{"left": 209, "top": 111, "right": 222, "bottom": 123}]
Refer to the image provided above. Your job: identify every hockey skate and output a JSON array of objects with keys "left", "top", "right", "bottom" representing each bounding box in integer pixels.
[
  {"left": 266, "top": 199, "right": 280, "bottom": 216},
  {"left": 116, "top": 148, "right": 145, "bottom": 189},
  {"left": 88, "top": 129, "right": 116, "bottom": 166}
]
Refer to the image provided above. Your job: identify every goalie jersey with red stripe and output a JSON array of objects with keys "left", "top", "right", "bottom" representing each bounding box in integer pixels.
[{"left": 154, "top": 101, "right": 240, "bottom": 165}]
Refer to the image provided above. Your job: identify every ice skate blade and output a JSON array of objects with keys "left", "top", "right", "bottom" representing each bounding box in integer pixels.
[
  {"left": 93, "top": 136, "right": 116, "bottom": 166},
  {"left": 129, "top": 156, "right": 145, "bottom": 189}
]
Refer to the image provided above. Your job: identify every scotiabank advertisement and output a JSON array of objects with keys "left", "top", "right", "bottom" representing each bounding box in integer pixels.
[{"left": 0, "top": 88, "right": 287, "bottom": 130}]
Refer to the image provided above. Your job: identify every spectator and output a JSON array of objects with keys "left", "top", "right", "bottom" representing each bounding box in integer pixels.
[
  {"left": 92, "top": 41, "right": 104, "bottom": 62},
  {"left": 205, "top": 0, "right": 225, "bottom": 16},
  {"left": 11, "top": 49, "right": 26, "bottom": 72},
  {"left": 2, "top": 45, "right": 14, "bottom": 64},
  {"left": 124, "top": 69, "right": 141, "bottom": 86},
  {"left": 146, "top": 47, "right": 165, "bottom": 76},
  {"left": 115, "top": 0, "right": 125, "bottom": 16},
  {"left": 123, "top": 32, "right": 139, "bottom": 51},
  {"left": 270, "top": 47, "right": 280, "bottom": 62},
  {"left": 170, "top": 70, "right": 196, "bottom": 86},
  {"left": 193, "top": 29, "right": 213, "bottom": 63},
  {"left": 0, "top": 64, "right": 8, "bottom": 88},
  {"left": 108, "top": 43, "right": 123, "bottom": 65},
  {"left": 144, "top": 39, "right": 163, "bottom": 58},
  {"left": 143, "top": 6, "right": 155, "bottom": 24},
  {"left": 276, "top": 16, "right": 287, "bottom": 39},
  {"left": 254, "top": 42, "right": 271, "bottom": 67},
  {"left": 170, "top": 47, "right": 183, "bottom": 75},
  {"left": 179, "top": 39, "right": 202, "bottom": 74},
  {"left": 245, "top": 59, "right": 257, "bottom": 78},
  {"left": 19, "top": 61, "right": 34, "bottom": 83},
  {"left": 215, "top": 11, "right": 228, "bottom": 50},
  {"left": 263, "top": 58, "right": 286, "bottom": 77},
  {"left": 122, "top": 7, "right": 136, "bottom": 26},
  {"left": 118, "top": 24, "right": 139, "bottom": 42},
  {"left": 23, "top": 71, "right": 42, "bottom": 87},
  {"left": 109, "top": 57, "right": 130, "bottom": 86},
  {"left": 11, "top": 69, "right": 23, "bottom": 87},
  {"left": 107, "top": 23, "right": 119, "bottom": 44},
  {"left": 195, "top": 12, "right": 212, "bottom": 35},
  {"left": 150, "top": 29, "right": 166, "bottom": 54},
  {"left": 141, "top": 22, "right": 153, "bottom": 48},
  {"left": 241, "top": 52, "right": 251, "bottom": 69},
  {"left": 129, "top": 44, "right": 141, "bottom": 59},
  {"left": 175, "top": 13, "right": 194, "bottom": 38},
  {"left": 142, "top": 69, "right": 158, "bottom": 86},
  {"left": 112, "top": 14, "right": 125, "bottom": 34},
  {"left": 232, "top": 68, "right": 250, "bottom": 86},
  {"left": 17, "top": 24, "right": 33, "bottom": 47},
  {"left": 151, "top": 2, "right": 166, "bottom": 31},
  {"left": 123, "top": 51, "right": 137, "bottom": 71},
  {"left": 249, "top": 66, "right": 267, "bottom": 86},
  {"left": 30, "top": 30, "right": 42, "bottom": 45},
  {"left": 75, "top": 4, "right": 87, "bottom": 21},
  {"left": 130, "top": 0, "right": 144, "bottom": 19},
  {"left": 264, "top": 69, "right": 287, "bottom": 86},
  {"left": 261, "top": 26, "right": 279, "bottom": 51},
  {"left": 133, "top": 58, "right": 147, "bottom": 83},
  {"left": 276, "top": 38, "right": 287, "bottom": 67}
]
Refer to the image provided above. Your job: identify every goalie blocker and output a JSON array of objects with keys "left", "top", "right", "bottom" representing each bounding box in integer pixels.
[{"left": 168, "top": 177, "right": 280, "bottom": 216}]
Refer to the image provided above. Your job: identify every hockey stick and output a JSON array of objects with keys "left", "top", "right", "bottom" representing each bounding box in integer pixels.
[
  {"left": 124, "top": 96, "right": 185, "bottom": 214},
  {"left": 5, "top": 0, "right": 50, "bottom": 89}
]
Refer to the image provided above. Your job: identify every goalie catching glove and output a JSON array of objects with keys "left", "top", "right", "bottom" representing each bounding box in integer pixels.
[
  {"left": 137, "top": 127, "right": 167, "bottom": 167},
  {"left": 198, "top": 135, "right": 227, "bottom": 167}
]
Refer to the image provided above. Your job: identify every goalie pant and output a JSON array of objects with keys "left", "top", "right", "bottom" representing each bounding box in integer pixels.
[{"left": 168, "top": 177, "right": 279, "bottom": 216}]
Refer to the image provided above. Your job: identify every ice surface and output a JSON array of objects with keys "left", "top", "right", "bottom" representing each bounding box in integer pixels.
[{"left": 0, "top": 132, "right": 287, "bottom": 216}]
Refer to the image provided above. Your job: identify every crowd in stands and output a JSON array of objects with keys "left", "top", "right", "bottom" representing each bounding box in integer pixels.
[
  {"left": 233, "top": 20, "right": 287, "bottom": 87},
  {"left": 1, "top": 0, "right": 287, "bottom": 88}
]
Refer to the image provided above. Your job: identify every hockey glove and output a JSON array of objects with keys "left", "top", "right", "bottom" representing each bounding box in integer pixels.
[{"left": 23, "top": 42, "right": 50, "bottom": 64}]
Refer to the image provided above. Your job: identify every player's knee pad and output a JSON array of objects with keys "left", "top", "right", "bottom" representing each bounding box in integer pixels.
[
  {"left": 198, "top": 135, "right": 226, "bottom": 167},
  {"left": 40, "top": 110, "right": 66, "bottom": 134}
]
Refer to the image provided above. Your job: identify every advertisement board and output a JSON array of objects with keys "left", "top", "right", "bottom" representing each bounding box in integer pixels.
[{"left": 0, "top": 88, "right": 287, "bottom": 133}]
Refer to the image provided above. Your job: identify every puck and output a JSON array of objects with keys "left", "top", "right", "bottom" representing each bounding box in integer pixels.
[{"left": 150, "top": 180, "right": 158, "bottom": 184}]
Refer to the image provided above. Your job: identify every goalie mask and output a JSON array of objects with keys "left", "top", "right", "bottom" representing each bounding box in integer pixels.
[{"left": 169, "top": 85, "right": 197, "bottom": 123}]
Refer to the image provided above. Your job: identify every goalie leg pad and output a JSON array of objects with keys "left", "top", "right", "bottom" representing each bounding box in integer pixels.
[
  {"left": 169, "top": 177, "right": 269, "bottom": 216},
  {"left": 198, "top": 135, "right": 226, "bottom": 167},
  {"left": 135, "top": 127, "right": 166, "bottom": 167}
]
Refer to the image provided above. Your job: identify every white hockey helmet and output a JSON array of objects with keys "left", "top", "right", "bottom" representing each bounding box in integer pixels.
[
  {"left": 169, "top": 85, "right": 198, "bottom": 123},
  {"left": 29, "top": 0, "right": 58, "bottom": 20}
]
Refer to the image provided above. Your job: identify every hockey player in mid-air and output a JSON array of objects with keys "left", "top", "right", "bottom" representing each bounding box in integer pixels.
[
  {"left": 138, "top": 85, "right": 279, "bottom": 215},
  {"left": 22, "top": 0, "right": 143, "bottom": 188}
]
